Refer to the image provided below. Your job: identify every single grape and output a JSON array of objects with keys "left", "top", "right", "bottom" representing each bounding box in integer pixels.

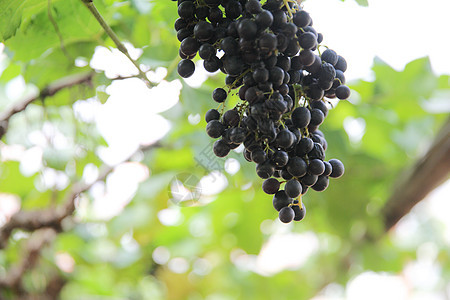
[
  {"left": 293, "top": 10, "right": 311, "bottom": 28},
  {"left": 335, "top": 85, "right": 351, "bottom": 100},
  {"left": 205, "top": 109, "right": 220, "bottom": 122},
  {"left": 237, "top": 18, "right": 257, "bottom": 40},
  {"left": 285, "top": 179, "right": 302, "bottom": 198},
  {"left": 206, "top": 120, "right": 224, "bottom": 138},
  {"left": 329, "top": 159, "right": 345, "bottom": 178},
  {"left": 273, "top": 190, "right": 292, "bottom": 211},
  {"left": 321, "top": 49, "right": 338, "bottom": 66},
  {"left": 245, "top": 0, "right": 262, "bottom": 14},
  {"left": 292, "top": 203, "right": 306, "bottom": 221},
  {"left": 323, "top": 161, "right": 332, "bottom": 176},
  {"left": 251, "top": 149, "right": 267, "bottom": 164},
  {"left": 298, "top": 32, "right": 317, "bottom": 50},
  {"left": 262, "top": 178, "right": 280, "bottom": 194},
  {"left": 212, "top": 88, "right": 228, "bottom": 103},
  {"left": 213, "top": 139, "right": 231, "bottom": 157},
  {"left": 335, "top": 55, "right": 348, "bottom": 72},
  {"left": 310, "top": 108, "right": 325, "bottom": 126},
  {"left": 271, "top": 150, "right": 289, "bottom": 168},
  {"left": 296, "top": 137, "right": 314, "bottom": 156},
  {"left": 177, "top": 59, "right": 195, "bottom": 78},
  {"left": 256, "top": 161, "right": 275, "bottom": 179},
  {"left": 291, "top": 107, "right": 311, "bottom": 129},
  {"left": 311, "top": 175, "right": 329, "bottom": 191},
  {"left": 255, "top": 9, "right": 274, "bottom": 29},
  {"left": 279, "top": 206, "right": 295, "bottom": 223},
  {"left": 308, "top": 158, "right": 325, "bottom": 176},
  {"left": 275, "top": 129, "right": 294, "bottom": 149},
  {"left": 286, "top": 157, "right": 308, "bottom": 177}
]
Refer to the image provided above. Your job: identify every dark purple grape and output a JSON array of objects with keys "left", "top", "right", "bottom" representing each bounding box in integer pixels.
[
  {"left": 180, "top": 37, "right": 199, "bottom": 56},
  {"left": 336, "top": 85, "right": 351, "bottom": 100},
  {"left": 253, "top": 68, "right": 269, "bottom": 83},
  {"left": 291, "top": 107, "right": 311, "bottom": 129},
  {"left": 310, "top": 100, "right": 328, "bottom": 117},
  {"left": 205, "top": 109, "right": 220, "bottom": 122},
  {"left": 174, "top": 18, "right": 187, "bottom": 31},
  {"left": 208, "top": 6, "right": 223, "bottom": 23},
  {"left": 237, "top": 19, "right": 257, "bottom": 40},
  {"left": 311, "top": 175, "right": 329, "bottom": 191},
  {"left": 194, "top": 21, "right": 214, "bottom": 41},
  {"left": 310, "top": 108, "right": 325, "bottom": 126},
  {"left": 258, "top": 32, "right": 277, "bottom": 53},
  {"left": 178, "top": 59, "right": 195, "bottom": 78},
  {"left": 285, "top": 179, "right": 302, "bottom": 198},
  {"left": 275, "top": 129, "right": 294, "bottom": 149},
  {"left": 251, "top": 149, "right": 267, "bottom": 164},
  {"left": 213, "top": 139, "right": 231, "bottom": 157},
  {"left": 204, "top": 56, "right": 221, "bottom": 72},
  {"left": 255, "top": 9, "right": 274, "bottom": 29},
  {"left": 246, "top": 0, "right": 262, "bottom": 14},
  {"left": 321, "top": 49, "right": 338, "bottom": 66},
  {"left": 199, "top": 43, "right": 216, "bottom": 60},
  {"left": 335, "top": 55, "right": 347, "bottom": 72},
  {"left": 323, "top": 161, "right": 332, "bottom": 176},
  {"left": 301, "top": 173, "right": 318, "bottom": 186},
  {"left": 178, "top": 1, "right": 195, "bottom": 19},
  {"left": 293, "top": 10, "right": 311, "bottom": 28},
  {"left": 271, "top": 150, "right": 289, "bottom": 168},
  {"left": 206, "top": 120, "right": 224, "bottom": 138},
  {"left": 229, "top": 127, "right": 246, "bottom": 144},
  {"left": 212, "top": 88, "right": 228, "bottom": 103},
  {"left": 286, "top": 157, "right": 307, "bottom": 177},
  {"left": 225, "top": 0, "right": 243, "bottom": 19},
  {"left": 273, "top": 190, "right": 292, "bottom": 211},
  {"left": 279, "top": 206, "right": 295, "bottom": 223},
  {"left": 256, "top": 161, "right": 275, "bottom": 179},
  {"left": 298, "top": 32, "right": 317, "bottom": 50},
  {"left": 308, "top": 158, "right": 325, "bottom": 176},
  {"left": 292, "top": 203, "right": 306, "bottom": 221},
  {"left": 223, "top": 109, "right": 240, "bottom": 127},
  {"left": 329, "top": 159, "right": 345, "bottom": 178},
  {"left": 262, "top": 178, "right": 280, "bottom": 194}
]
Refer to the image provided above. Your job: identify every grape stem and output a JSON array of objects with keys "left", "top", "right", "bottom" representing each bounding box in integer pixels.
[{"left": 80, "top": 0, "right": 155, "bottom": 88}]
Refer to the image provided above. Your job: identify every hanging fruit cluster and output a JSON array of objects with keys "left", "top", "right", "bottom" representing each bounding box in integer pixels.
[{"left": 174, "top": 0, "right": 348, "bottom": 223}]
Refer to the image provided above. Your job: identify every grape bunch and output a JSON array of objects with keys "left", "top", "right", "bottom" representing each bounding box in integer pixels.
[{"left": 174, "top": 0, "right": 348, "bottom": 223}]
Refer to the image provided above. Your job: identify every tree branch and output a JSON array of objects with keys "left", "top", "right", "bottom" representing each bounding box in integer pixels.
[
  {"left": 80, "top": 0, "right": 154, "bottom": 88},
  {"left": 0, "top": 228, "right": 57, "bottom": 293},
  {"left": 0, "top": 71, "right": 94, "bottom": 140},
  {"left": 0, "top": 143, "right": 161, "bottom": 249},
  {"left": 382, "top": 117, "right": 450, "bottom": 231}
]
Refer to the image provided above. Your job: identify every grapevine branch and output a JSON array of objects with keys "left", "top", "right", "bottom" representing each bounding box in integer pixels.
[
  {"left": 0, "top": 228, "right": 57, "bottom": 293},
  {"left": 0, "top": 143, "right": 161, "bottom": 249},
  {"left": 382, "top": 116, "right": 450, "bottom": 231},
  {"left": 0, "top": 71, "right": 94, "bottom": 140},
  {"left": 79, "top": 0, "right": 154, "bottom": 87}
]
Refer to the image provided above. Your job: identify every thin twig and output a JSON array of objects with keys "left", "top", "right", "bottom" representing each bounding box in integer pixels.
[
  {"left": 80, "top": 0, "right": 154, "bottom": 88},
  {"left": 0, "top": 71, "right": 94, "bottom": 140},
  {"left": 0, "top": 142, "right": 161, "bottom": 249},
  {"left": 0, "top": 228, "right": 57, "bottom": 293}
]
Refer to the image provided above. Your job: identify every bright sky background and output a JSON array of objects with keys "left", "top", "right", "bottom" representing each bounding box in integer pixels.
[
  {"left": 1, "top": 0, "right": 450, "bottom": 298},
  {"left": 304, "top": 0, "right": 450, "bottom": 80}
]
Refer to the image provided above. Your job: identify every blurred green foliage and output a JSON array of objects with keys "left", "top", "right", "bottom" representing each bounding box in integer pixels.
[{"left": 0, "top": 0, "right": 449, "bottom": 299}]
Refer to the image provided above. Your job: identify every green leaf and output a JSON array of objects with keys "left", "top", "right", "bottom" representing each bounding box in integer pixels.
[
  {"left": 355, "top": 0, "right": 369, "bottom": 6},
  {"left": 0, "top": 161, "right": 36, "bottom": 197},
  {"left": 4, "top": 0, "right": 104, "bottom": 61}
]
